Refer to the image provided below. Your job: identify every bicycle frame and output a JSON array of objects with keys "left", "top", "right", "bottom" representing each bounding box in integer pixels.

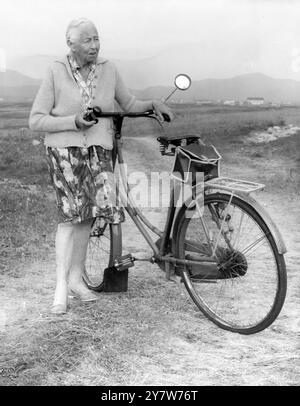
[{"left": 95, "top": 112, "right": 286, "bottom": 279}]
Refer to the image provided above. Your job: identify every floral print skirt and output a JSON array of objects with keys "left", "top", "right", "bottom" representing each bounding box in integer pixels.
[{"left": 46, "top": 146, "right": 125, "bottom": 224}]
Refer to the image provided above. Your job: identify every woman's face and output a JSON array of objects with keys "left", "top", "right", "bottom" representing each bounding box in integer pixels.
[{"left": 69, "top": 24, "right": 100, "bottom": 65}]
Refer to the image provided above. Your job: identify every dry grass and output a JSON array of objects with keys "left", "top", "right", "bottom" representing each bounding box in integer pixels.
[{"left": 0, "top": 103, "right": 299, "bottom": 386}]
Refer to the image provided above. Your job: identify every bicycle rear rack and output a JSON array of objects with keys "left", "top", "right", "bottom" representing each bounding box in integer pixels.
[{"left": 205, "top": 177, "right": 265, "bottom": 194}]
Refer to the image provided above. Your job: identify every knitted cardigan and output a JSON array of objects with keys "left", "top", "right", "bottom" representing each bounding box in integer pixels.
[{"left": 29, "top": 55, "right": 152, "bottom": 149}]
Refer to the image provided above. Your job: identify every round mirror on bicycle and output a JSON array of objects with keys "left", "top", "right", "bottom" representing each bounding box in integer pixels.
[{"left": 174, "top": 74, "right": 192, "bottom": 90}]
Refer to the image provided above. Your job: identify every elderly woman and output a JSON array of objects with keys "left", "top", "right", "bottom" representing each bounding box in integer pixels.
[{"left": 29, "top": 18, "right": 173, "bottom": 314}]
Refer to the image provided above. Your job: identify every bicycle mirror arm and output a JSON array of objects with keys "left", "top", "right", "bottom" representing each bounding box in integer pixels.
[{"left": 161, "top": 88, "right": 178, "bottom": 103}]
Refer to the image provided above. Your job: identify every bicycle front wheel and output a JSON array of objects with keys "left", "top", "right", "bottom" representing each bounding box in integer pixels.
[
  {"left": 175, "top": 193, "right": 287, "bottom": 334},
  {"left": 83, "top": 217, "right": 122, "bottom": 292}
]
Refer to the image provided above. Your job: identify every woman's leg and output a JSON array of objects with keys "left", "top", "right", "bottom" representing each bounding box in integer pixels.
[
  {"left": 52, "top": 222, "right": 74, "bottom": 309},
  {"left": 68, "top": 219, "right": 96, "bottom": 296}
]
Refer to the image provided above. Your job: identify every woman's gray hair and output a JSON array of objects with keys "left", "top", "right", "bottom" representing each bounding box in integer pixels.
[{"left": 66, "top": 18, "right": 97, "bottom": 43}]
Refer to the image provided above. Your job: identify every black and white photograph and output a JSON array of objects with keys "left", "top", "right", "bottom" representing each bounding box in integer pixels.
[{"left": 0, "top": 0, "right": 299, "bottom": 387}]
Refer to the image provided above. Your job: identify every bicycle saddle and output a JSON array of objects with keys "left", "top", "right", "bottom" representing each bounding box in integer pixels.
[{"left": 157, "top": 135, "right": 202, "bottom": 147}]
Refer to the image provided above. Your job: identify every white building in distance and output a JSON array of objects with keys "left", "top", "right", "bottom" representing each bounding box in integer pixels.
[
  {"left": 223, "top": 100, "right": 236, "bottom": 106},
  {"left": 245, "top": 97, "right": 265, "bottom": 105}
]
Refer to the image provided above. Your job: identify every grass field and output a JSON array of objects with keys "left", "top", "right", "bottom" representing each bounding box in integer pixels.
[{"left": 0, "top": 103, "right": 299, "bottom": 385}]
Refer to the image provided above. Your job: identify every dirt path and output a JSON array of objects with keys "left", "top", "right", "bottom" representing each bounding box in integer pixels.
[{"left": 0, "top": 136, "right": 299, "bottom": 386}]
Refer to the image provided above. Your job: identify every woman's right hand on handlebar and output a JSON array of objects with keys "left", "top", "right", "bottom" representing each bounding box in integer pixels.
[
  {"left": 152, "top": 100, "right": 174, "bottom": 123},
  {"left": 75, "top": 112, "right": 97, "bottom": 130}
]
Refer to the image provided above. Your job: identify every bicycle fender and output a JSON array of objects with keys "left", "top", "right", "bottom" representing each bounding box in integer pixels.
[
  {"left": 172, "top": 189, "right": 287, "bottom": 255},
  {"left": 232, "top": 191, "right": 287, "bottom": 254}
]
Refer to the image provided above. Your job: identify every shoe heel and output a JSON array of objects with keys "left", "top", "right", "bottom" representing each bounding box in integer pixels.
[{"left": 50, "top": 304, "right": 67, "bottom": 315}]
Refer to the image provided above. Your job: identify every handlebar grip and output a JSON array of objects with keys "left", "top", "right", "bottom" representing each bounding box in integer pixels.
[
  {"left": 93, "top": 106, "right": 102, "bottom": 115},
  {"left": 83, "top": 108, "right": 98, "bottom": 123}
]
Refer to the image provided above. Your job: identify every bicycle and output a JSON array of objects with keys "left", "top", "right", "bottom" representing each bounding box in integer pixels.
[{"left": 82, "top": 86, "right": 287, "bottom": 335}]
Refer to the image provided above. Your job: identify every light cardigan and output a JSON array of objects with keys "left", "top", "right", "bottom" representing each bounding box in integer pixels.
[{"left": 29, "top": 55, "right": 153, "bottom": 149}]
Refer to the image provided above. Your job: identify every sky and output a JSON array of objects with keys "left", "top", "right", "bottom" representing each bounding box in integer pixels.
[{"left": 1, "top": 0, "right": 300, "bottom": 79}]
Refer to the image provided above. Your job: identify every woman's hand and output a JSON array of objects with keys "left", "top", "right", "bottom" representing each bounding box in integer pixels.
[
  {"left": 75, "top": 112, "right": 97, "bottom": 130},
  {"left": 152, "top": 100, "right": 174, "bottom": 123}
]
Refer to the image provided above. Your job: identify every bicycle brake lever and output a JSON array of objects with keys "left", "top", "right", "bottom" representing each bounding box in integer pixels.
[{"left": 150, "top": 115, "right": 164, "bottom": 128}]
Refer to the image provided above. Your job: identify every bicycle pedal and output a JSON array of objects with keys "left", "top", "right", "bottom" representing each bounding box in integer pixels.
[{"left": 114, "top": 253, "right": 135, "bottom": 272}]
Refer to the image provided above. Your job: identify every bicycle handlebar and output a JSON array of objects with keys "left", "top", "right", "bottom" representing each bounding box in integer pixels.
[{"left": 83, "top": 106, "right": 171, "bottom": 122}]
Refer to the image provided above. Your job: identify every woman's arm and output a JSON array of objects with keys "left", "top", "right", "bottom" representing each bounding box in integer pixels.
[
  {"left": 114, "top": 66, "right": 173, "bottom": 121},
  {"left": 28, "top": 66, "right": 78, "bottom": 132},
  {"left": 114, "top": 66, "right": 151, "bottom": 112}
]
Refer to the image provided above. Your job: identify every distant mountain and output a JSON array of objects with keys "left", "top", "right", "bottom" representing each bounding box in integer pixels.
[
  {"left": 0, "top": 69, "right": 40, "bottom": 88},
  {"left": 0, "top": 70, "right": 40, "bottom": 101},
  {"left": 7, "top": 55, "right": 58, "bottom": 82},
  {"left": 0, "top": 70, "right": 41, "bottom": 101},
  {"left": 7, "top": 41, "right": 299, "bottom": 89},
  {"left": 1, "top": 69, "right": 300, "bottom": 104},
  {"left": 7, "top": 44, "right": 254, "bottom": 88},
  {"left": 7, "top": 41, "right": 270, "bottom": 87},
  {"left": 134, "top": 73, "right": 300, "bottom": 104}
]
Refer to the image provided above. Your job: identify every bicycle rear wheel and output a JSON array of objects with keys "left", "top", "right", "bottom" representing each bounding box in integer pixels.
[
  {"left": 175, "top": 193, "right": 287, "bottom": 334},
  {"left": 83, "top": 217, "right": 122, "bottom": 292}
]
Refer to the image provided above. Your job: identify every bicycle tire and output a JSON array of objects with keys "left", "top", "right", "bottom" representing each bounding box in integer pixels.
[
  {"left": 175, "top": 192, "right": 287, "bottom": 334},
  {"left": 83, "top": 218, "right": 122, "bottom": 292}
]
